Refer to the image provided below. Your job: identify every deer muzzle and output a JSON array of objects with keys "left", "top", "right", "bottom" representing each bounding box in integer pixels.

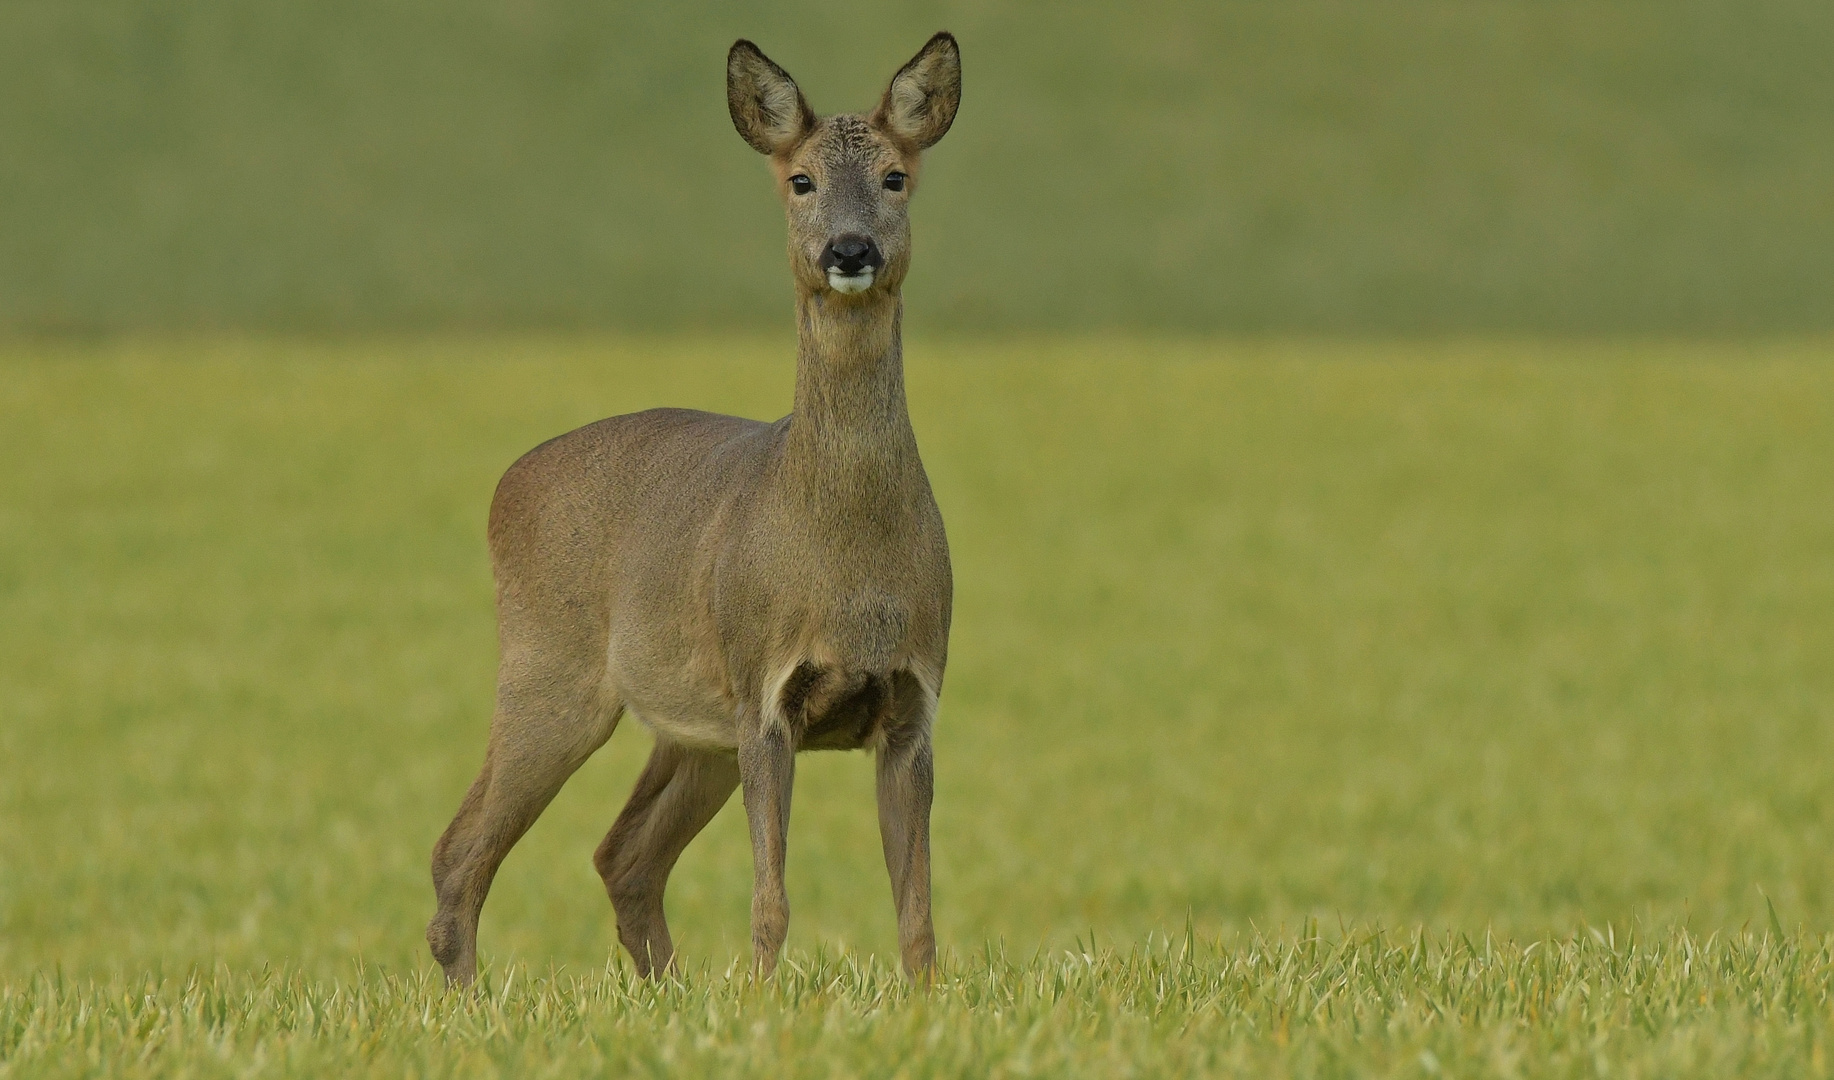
[{"left": 820, "top": 235, "right": 884, "bottom": 293}]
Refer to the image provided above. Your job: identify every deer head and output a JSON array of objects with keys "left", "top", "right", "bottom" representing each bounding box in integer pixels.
[{"left": 728, "top": 33, "right": 961, "bottom": 300}]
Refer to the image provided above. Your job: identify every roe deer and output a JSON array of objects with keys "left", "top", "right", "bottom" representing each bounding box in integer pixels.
[{"left": 426, "top": 32, "right": 961, "bottom": 987}]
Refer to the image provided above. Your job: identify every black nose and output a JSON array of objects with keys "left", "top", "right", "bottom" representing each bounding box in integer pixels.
[{"left": 819, "top": 235, "right": 883, "bottom": 275}]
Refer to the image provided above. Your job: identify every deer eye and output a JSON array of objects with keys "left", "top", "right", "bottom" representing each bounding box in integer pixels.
[
  {"left": 789, "top": 174, "right": 814, "bottom": 195},
  {"left": 883, "top": 171, "right": 907, "bottom": 192}
]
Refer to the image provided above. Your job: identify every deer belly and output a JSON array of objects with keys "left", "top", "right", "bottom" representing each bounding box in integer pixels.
[
  {"left": 624, "top": 696, "right": 741, "bottom": 751},
  {"left": 612, "top": 653, "right": 742, "bottom": 750}
]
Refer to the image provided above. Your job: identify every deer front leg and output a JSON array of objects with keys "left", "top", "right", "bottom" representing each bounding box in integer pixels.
[
  {"left": 738, "top": 720, "right": 796, "bottom": 976},
  {"left": 877, "top": 680, "right": 936, "bottom": 978}
]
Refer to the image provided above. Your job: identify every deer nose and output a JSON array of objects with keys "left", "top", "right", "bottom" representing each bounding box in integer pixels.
[{"left": 819, "top": 235, "right": 883, "bottom": 275}]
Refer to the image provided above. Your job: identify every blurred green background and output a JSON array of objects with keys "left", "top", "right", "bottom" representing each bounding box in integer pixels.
[{"left": 5, "top": 0, "right": 1831, "bottom": 336}]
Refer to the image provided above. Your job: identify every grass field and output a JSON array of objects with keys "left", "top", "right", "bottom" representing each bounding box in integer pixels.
[{"left": 3, "top": 336, "right": 1833, "bottom": 1075}]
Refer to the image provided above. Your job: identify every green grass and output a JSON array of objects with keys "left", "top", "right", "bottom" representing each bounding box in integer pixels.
[
  {"left": 5, "top": 1, "right": 1833, "bottom": 334},
  {"left": 2, "top": 336, "right": 1833, "bottom": 1075},
  {"left": 9, "top": 929, "right": 1834, "bottom": 1077}
]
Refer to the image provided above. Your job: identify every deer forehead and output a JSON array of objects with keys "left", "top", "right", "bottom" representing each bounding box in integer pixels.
[{"left": 785, "top": 115, "right": 908, "bottom": 178}]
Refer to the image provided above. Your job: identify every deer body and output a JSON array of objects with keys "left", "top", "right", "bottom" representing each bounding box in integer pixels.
[{"left": 427, "top": 34, "right": 962, "bottom": 986}]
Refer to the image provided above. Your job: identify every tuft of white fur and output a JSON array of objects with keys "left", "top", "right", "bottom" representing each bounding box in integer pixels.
[{"left": 827, "top": 268, "right": 875, "bottom": 294}]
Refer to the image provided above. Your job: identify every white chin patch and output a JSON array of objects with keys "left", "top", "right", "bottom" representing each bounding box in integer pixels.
[{"left": 827, "top": 269, "right": 875, "bottom": 294}]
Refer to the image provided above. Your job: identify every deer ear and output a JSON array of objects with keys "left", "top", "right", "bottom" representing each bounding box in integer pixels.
[
  {"left": 873, "top": 32, "right": 961, "bottom": 150},
  {"left": 728, "top": 40, "right": 815, "bottom": 156}
]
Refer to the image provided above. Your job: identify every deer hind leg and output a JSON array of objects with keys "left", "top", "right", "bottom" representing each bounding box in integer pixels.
[
  {"left": 427, "top": 678, "right": 619, "bottom": 988},
  {"left": 593, "top": 738, "right": 740, "bottom": 977},
  {"left": 876, "top": 670, "right": 937, "bottom": 978}
]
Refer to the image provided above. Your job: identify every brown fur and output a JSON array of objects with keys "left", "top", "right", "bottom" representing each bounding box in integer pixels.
[{"left": 426, "top": 33, "right": 962, "bottom": 986}]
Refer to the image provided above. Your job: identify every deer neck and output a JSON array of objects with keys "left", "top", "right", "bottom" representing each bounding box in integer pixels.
[{"left": 783, "top": 289, "right": 920, "bottom": 520}]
